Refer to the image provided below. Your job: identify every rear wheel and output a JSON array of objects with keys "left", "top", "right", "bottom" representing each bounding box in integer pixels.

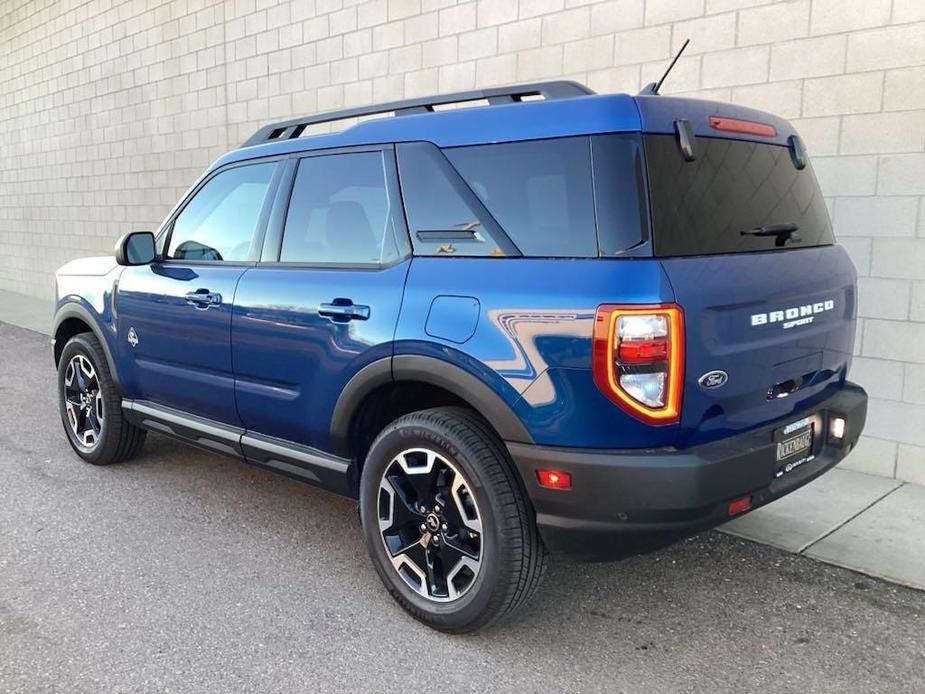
[
  {"left": 359, "top": 407, "right": 547, "bottom": 633},
  {"left": 57, "top": 333, "right": 146, "bottom": 465}
]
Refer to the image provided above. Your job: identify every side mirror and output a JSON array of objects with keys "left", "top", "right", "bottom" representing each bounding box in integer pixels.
[{"left": 115, "top": 231, "right": 156, "bottom": 266}]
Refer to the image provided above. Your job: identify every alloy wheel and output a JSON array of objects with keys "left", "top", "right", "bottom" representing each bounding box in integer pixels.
[
  {"left": 377, "top": 448, "right": 483, "bottom": 602},
  {"left": 63, "top": 354, "right": 104, "bottom": 449}
]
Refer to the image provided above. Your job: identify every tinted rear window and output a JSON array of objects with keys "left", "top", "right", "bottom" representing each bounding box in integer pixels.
[
  {"left": 444, "top": 138, "right": 598, "bottom": 257},
  {"left": 398, "top": 135, "right": 649, "bottom": 258},
  {"left": 645, "top": 134, "right": 834, "bottom": 257}
]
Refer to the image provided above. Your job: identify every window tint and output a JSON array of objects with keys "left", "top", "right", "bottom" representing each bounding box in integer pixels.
[
  {"left": 280, "top": 151, "right": 400, "bottom": 265},
  {"left": 444, "top": 137, "right": 598, "bottom": 257},
  {"left": 645, "top": 134, "right": 834, "bottom": 257},
  {"left": 591, "top": 134, "right": 650, "bottom": 256},
  {"left": 168, "top": 163, "right": 275, "bottom": 262},
  {"left": 397, "top": 142, "right": 508, "bottom": 257}
]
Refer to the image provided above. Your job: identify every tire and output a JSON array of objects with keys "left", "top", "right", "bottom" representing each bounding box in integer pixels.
[
  {"left": 57, "top": 332, "right": 146, "bottom": 465},
  {"left": 359, "top": 406, "right": 547, "bottom": 633}
]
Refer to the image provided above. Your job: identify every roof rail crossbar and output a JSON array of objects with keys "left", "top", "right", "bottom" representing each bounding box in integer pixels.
[{"left": 241, "top": 80, "right": 595, "bottom": 147}]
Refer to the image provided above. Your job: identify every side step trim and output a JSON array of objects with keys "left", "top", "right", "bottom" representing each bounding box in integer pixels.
[
  {"left": 241, "top": 432, "right": 352, "bottom": 496},
  {"left": 122, "top": 399, "right": 353, "bottom": 496},
  {"left": 123, "top": 399, "right": 243, "bottom": 457}
]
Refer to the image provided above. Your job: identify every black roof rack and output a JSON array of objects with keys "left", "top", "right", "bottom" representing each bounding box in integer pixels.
[{"left": 241, "top": 80, "right": 595, "bottom": 148}]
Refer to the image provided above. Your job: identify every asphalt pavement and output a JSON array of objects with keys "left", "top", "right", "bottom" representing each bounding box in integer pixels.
[{"left": 2, "top": 320, "right": 924, "bottom": 694}]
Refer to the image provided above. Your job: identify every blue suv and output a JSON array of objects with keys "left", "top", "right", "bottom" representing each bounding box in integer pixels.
[{"left": 53, "top": 81, "right": 867, "bottom": 632}]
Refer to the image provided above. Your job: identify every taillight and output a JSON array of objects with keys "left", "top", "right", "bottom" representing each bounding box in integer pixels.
[{"left": 592, "top": 304, "right": 684, "bottom": 425}]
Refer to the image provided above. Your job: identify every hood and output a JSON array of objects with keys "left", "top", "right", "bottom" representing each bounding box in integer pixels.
[{"left": 56, "top": 256, "right": 119, "bottom": 277}]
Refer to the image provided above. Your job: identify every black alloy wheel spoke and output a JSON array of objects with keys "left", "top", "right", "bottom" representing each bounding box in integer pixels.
[
  {"left": 73, "top": 363, "right": 87, "bottom": 392},
  {"left": 404, "top": 464, "right": 442, "bottom": 510},
  {"left": 441, "top": 533, "right": 479, "bottom": 561},
  {"left": 87, "top": 406, "right": 102, "bottom": 435},
  {"left": 386, "top": 475, "right": 426, "bottom": 523}
]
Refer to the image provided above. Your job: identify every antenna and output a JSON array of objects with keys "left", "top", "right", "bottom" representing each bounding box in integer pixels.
[{"left": 640, "top": 39, "right": 690, "bottom": 96}]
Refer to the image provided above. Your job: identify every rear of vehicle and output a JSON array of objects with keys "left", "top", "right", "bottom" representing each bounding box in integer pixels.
[
  {"left": 55, "top": 82, "right": 867, "bottom": 634},
  {"left": 498, "top": 96, "right": 866, "bottom": 560}
]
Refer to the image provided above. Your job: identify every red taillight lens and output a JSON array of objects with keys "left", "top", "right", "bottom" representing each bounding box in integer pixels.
[
  {"left": 617, "top": 337, "right": 669, "bottom": 364},
  {"left": 536, "top": 470, "right": 572, "bottom": 490},
  {"left": 709, "top": 115, "right": 777, "bottom": 137},
  {"left": 592, "top": 304, "right": 684, "bottom": 425}
]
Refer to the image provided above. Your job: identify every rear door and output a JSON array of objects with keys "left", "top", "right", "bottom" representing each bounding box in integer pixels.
[
  {"left": 231, "top": 146, "right": 411, "bottom": 452},
  {"left": 643, "top": 132, "right": 857, "bottom": 448},
  {"left": 116, "top": 160, "right": 279, "bottom": 425}
]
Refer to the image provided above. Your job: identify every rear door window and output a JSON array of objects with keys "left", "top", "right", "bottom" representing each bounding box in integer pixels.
[
  {"left": 280, "top": 151, "right": 402, "bottom": 265},
  {"left": 645, "top": 134, "right": 834, "bottom": 257}
]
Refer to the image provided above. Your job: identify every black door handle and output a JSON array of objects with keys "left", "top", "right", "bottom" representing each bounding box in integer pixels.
[
  {"left": 319, "top": 299, "right": 370, "bottom": 322},
  {"left": 185, "top": 289, "right": 222, "bottom": 308}
]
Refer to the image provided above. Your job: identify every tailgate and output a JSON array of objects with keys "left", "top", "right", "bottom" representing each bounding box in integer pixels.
[{"left": 661, "top": 245, "right": 857, "bottom": 447}]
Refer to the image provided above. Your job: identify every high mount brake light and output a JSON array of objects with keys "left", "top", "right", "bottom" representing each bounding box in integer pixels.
[
  {"left": 708, "top": 116, "right": 777, "bottom": 138},
  {"left": 592, "top": 305, "right": 684, "bottom": 425}
]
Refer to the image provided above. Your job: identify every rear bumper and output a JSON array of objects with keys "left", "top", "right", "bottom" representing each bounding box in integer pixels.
[{"left": 507, "top": 382, "right": 867, "bottom": 562}]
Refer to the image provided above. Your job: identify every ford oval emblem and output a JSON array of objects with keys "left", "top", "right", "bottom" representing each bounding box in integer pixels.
[{"left": 699, "top": 370, "right": 728, "bottom": 390}]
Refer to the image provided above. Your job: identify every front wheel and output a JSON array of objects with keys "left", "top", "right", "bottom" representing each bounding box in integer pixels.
[
  {"left": 359, "top": 407, "right": 547, "bottom": 633},
  {"left": 57, "top": 333, "right": 146, "bottom": 465}
]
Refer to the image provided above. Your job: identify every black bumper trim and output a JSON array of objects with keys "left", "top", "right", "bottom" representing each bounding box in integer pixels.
[{"left": 506, "top": 382, "right": 868, "bottom": 562}]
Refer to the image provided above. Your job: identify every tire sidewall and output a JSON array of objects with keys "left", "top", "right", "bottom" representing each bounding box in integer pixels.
[{"left": 360, "top": 416, "right": 510, "bottom": 629}]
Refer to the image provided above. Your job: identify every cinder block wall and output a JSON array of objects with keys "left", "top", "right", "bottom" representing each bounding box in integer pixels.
[{"left": 1, "top": 0, "right": 923, "bottom": 480}]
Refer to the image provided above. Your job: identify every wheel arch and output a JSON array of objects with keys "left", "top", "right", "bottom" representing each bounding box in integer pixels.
[
  {"left": 330, "top": 354, "right": 534, "bottom": 463},
  {"left": 52, "top": 303, "right": 121, "bottom": 387}
]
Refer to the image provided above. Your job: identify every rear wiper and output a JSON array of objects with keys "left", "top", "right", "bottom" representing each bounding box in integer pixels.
[{"left": 740, "top": 223, "right": 801, "bottom": 247}]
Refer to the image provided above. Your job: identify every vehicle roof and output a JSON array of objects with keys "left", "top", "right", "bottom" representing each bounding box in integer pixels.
[{"left": 213, "top": 89, "right": 798, "bottom": 172}]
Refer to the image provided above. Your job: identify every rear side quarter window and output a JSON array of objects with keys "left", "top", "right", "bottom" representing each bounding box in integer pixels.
[
  {"left": 396, "top": 142, "right": 515, "bottom": 257},
  {"left": 399, "top": 135, "right": 649, "bottom": 258},
  {"left": 444, "top": 138, "right": 597, "bottom": 258}
]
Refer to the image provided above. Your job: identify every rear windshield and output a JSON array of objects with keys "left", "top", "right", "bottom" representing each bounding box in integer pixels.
[{"left": 645, "top": 134, "right": 834, "bottom": 257}]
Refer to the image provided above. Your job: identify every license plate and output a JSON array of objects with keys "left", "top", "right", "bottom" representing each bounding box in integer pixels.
[{"left": 773, "top": 416, "right": 815, "bottom": 477}]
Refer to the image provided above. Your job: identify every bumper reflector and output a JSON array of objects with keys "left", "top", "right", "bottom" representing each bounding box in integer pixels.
[
  {"left": 536, "top": 470, "right": 572, "bottom": 490},
  {"left": 728, "top": 496, "right": 752, "bottom": 516}
]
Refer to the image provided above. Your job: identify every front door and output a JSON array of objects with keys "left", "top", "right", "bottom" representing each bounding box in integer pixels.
[
  {"left": 116, "top": 160, "right": 280, "bottom": 426},
  {"left": 232, "top": 147, "right": 411, "bottom": 452}
]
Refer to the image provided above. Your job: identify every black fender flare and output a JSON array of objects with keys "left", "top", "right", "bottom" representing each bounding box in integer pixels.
[
  {"left": 329, "top": 354, "right": 534, "bottom": 457},
  {"left": 52, "top": 303, "right": 122, "bottom": 387}
]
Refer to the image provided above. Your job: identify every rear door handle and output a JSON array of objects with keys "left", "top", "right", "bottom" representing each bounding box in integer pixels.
[
  {"left": 185, "top": 289, "right": 222, "bottom": 308},
  {"left": 319, "top": 300, "right": 370, "bottom": 322}
]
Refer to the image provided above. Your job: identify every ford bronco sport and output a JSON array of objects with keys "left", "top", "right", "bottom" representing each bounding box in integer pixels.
[{"left": 53, "top": 81, "right": 867, "bottom": 633}]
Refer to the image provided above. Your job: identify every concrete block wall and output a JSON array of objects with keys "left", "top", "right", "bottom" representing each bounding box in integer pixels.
[{"left": 1, "top": 0, "right": 923, "bottom": 480}]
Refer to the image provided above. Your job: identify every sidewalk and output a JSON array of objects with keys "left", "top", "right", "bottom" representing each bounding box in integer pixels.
[
  {"left": 2, "top": 288, "right": 923, "bottom": 592},
  {"left": 0, "top": 289, "right": 52, "bottom": 335},
  {"left": 721, "top": 469, "right": 924, "bottom": 591}
]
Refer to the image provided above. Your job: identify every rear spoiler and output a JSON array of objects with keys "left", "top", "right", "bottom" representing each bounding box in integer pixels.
[{"left": 634, "top": 95, "right": 797, "bottom": 148}]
